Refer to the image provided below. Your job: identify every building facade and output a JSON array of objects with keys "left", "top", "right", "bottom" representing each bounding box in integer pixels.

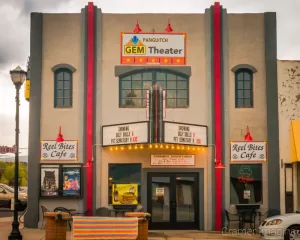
[
  {"left": 24, "top": 2, "right": 280, "bottom": 231},
  {"left": 278, "top": 60, "right": 300, "bottom": 214}
]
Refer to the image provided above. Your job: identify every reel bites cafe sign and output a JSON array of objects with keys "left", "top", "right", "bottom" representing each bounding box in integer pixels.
[
  {"left": 230, "top": 141, "right": 267, "bottom": 162},
  {"left": 120, "top": 33, "right": 186, "bottom": 65},
  {"left": 40, "top": 141, "right": 78, "bottom": 161}
]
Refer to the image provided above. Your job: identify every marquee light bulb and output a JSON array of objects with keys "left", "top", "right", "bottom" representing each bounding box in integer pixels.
[
  {"left": 149, "top": 145, "right": 153, "bottom": 148},
  {"left": 121, "top": 147, "right": 124, "bottom": 150},
  {"left": 140, "top": 145, "right": 143, "bottom": 149},
  {"left": 197, "top": 147, "right": 200, "bottom": 150},
  {"left": 187, "top": 147, "right": 190, "bottom": 150},
  {"left": 171, "top": 145, "right": 175, "bottom": 149},
  {"left": 181, "top": 146, "right": 184, "bottom": 150},
  {"left": 155, "top": 145, "right": 158, "bottom": 148},
  {"left": 192, "top": 147, "right": 195, "bottom": 151},
  {"left": 166, "top": 145, "right": 169, "bottom": 149},
  {"left": 109, "top": 147, "right": 113, "bottom": 151},
  {"left": 129, "top": 146, "right": 132, "bottom": 150},
  {"left": 176, "top": 146, "right": 180, "bottom": 150},
  {"left": 115, "top": 147, "right": 118, "bottom": 150},
  {"left": 160, "top": 145, "right": 163, "bottom": 148},
  {"left": 202, "top": 148, "right": 204, "bottom": 151}
]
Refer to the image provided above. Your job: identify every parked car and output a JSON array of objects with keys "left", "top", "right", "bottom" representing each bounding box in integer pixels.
[
  {"left": 0, "top": 184, "right": 27, "bottom": 209},
  {"left": 259, "top": 212, "right": 300, "bottom": 240}
]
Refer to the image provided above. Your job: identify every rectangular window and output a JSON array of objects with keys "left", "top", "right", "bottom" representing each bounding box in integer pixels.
[
  {"left": 108, "top": 164, "right": 141, "bottom": 205},
  {"left": 230, "top": 164, "right": 262, "bottom": 204},
  {"left": 119, "top": 71, "right": 189, "bottom": 108}
]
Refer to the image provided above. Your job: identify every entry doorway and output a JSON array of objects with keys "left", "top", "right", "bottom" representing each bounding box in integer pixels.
[{"left": 147, "top": 172, "right": 199, "bottom": 230}]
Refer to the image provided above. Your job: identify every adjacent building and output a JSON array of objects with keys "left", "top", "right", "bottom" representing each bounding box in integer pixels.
[{"left": 24, "top": 2, "right": 280, "bottom": 231}]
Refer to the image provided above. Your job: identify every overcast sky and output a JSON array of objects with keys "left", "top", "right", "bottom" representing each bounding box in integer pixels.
[{"left": 0, "top": 0, "right": 299, "bottom": 155}]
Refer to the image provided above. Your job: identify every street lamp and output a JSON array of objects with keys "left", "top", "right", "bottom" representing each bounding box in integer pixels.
[{"left": 8, "top": 66, "right": 26, "bottom": 240}]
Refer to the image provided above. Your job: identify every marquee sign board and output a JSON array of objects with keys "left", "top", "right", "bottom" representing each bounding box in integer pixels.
[
  {"left": 163, "top": 122, "right": 208, "bottom": 146},
  {"left": 102, "top": 122, "right": 149, "bottom": 146}
]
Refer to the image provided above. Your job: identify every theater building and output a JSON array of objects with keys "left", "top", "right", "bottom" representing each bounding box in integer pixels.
[{"left": 24, "top": 2, "right": 280, "bottom": 231}]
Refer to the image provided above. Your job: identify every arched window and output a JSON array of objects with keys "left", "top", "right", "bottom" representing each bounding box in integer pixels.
[
  {"left": 232, "top": 64, "right": 257, "bottom": 108},
  {"left": 119, "top": 69, "right": 189, "bottom": 108},
  {"left": 235, "top": 69, "right": 253, "bottom": 108},
  {"left": 52, "top": 64, "right": 76, "bottom": 108}
]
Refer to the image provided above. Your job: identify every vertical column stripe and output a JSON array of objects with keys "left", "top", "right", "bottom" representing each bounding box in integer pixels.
[
  {"left": 205, "top": 7, "right": 214, "bottom": 231},
  {"left": 86, "top": 2, "right": 95, "bottom": 215},
  {"left": 213, "top": 2, "right": 223, "bottom": 231}
]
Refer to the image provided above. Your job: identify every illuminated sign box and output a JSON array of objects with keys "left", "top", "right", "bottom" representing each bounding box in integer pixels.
[
  {"left": 163, "top": 122, "right": 208, "bottom": 146},
  {"left": 112, "top": 184, "right": 138, "bottom": 205},
  {"left": 102, "top": 122, "right": 149, "bottom": 147},
  {"left": 40, "top": 140, "right": 78, "bottom": 161},
  {"left": 230, "top": 141, "right": 267, "bottom": 162},
  {"left": 120, "top": 33, "right": 186, "bottom": 65}
]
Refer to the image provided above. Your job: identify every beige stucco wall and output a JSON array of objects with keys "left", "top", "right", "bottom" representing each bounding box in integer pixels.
[
  {"left": 227, "top": 14, "right": 268, "bottom": 212},
  {"left": 277, "top": 60, "right": 300, "bottom": 212},
  {"left": 101, "top": 14, "right": 207, "bottom": 126},
  {"left": 39, "top": 13, "right": 83, "bottom": 224}
]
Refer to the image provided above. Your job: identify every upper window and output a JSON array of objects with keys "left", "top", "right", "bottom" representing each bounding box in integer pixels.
[
  {"left": 119, "top": 69, "right": 189, "bottom": 108},
  {"left": 232, "top": 64, "right": 257, "bottom": 109},
  {"left": 52, "top": 64, "right": 76, "bottom": 108},
  {"left": 235, "top": 69, "right": 253, "bottom": 108}
]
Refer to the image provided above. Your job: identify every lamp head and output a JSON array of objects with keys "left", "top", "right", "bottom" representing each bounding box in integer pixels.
[{"left": 10, "top": 66, "right": 27, "bottom": 86}]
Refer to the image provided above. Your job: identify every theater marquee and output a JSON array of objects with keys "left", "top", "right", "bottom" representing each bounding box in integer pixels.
[
  {"left": 163, "top": 122, "right": 208, "bottom": 146},
  {"left": 120, "top": 32, "right": 186, "bottom": 65},
  {"left": 102, "top": 122, "right": 149, "bottom": 147}
]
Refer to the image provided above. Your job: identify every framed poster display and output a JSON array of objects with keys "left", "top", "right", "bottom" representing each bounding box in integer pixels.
[
  {"left": 62, "top": 167, "right": 81, "bottom": 197},
  {"left": 39, "top": 164, "right": 83, "bottom": 198},
  {"left": 40, "top": 165, "right": 60, "bottom": 197}
]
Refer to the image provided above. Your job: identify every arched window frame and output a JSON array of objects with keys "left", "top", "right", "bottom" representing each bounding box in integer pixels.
[
  {"left": 52, "top": 64, "right": 76, "bottom": 108},
  {"left": 119, "top": 69, "right": 189, "bottom": 108},
  {"left": 232, "top": 64, "right": 257, "bottom": 108}
]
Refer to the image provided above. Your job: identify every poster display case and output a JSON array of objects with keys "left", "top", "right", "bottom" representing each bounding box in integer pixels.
[{"left": 40, "top": 164, "right": 83, "bottom": 198}]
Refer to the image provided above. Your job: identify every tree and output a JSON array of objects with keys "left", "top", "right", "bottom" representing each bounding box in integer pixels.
[{"left": 0, "top": 163, "right": 28, "bottom": 186}]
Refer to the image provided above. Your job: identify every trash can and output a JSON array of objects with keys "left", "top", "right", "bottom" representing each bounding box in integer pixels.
[
  {"left": 44, "top": 212, "right": 69, "bottom": 240},
  {"left": 125, "top": 212, "right": 151, "bottom": 240}
]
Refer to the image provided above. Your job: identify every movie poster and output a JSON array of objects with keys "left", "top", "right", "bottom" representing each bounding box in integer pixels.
[
  {"left": 40, "top": 166, "right": 59, "bottom": 196},
  {"left": 112, "top": 184, "right": 138, "bottom": 205},
  {"left": 62, "top": 167, "right": 81, "bottom": 196}
]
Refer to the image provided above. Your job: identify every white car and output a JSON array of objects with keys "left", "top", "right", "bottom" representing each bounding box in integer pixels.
[{"left": 259, "top": 212, "right": 300, "bottom": 240}]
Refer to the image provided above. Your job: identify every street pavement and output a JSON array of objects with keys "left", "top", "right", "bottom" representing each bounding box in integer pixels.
[{"left": 0, "top": 217, "right": 260, "bottom": 240}]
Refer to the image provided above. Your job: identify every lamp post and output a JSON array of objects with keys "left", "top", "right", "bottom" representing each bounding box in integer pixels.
[{"left": 8, "top": 66, "right": 26, "bottom": 240}]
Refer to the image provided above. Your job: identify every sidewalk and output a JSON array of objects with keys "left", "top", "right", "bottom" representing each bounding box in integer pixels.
[{"left": 0, "top": 217, "right": 260, "bottom": 240}]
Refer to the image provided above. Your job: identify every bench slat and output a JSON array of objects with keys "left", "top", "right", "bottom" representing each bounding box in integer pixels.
[{"left": 72, "top": 217, "right": 138, "bottom": 240}]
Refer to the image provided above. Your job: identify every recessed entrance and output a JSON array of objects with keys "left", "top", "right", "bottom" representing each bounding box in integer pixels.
[{"left": 147, "top": 172, "right": 199, "bottom": 230}]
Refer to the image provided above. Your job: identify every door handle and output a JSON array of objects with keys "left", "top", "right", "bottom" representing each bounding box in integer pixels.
[{"left": 170, "top": 201, "right": 176, "bottom": 209}]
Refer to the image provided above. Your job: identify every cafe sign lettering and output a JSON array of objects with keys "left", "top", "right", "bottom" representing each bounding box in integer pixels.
[
  {"left": 0, "top": 145, "right": 16, "bottom": 154},
  {"left": 102, "top": 122, "right": 149, "bottom": 147},
  {"left": 230, "top": 141, "right": 267, "bottom": 162},
  {"left": 163, "top": 122, "right": 207, "bottom": 146},
  {"left": 40, "top": 140, "right": 78, "bottom": 160}
]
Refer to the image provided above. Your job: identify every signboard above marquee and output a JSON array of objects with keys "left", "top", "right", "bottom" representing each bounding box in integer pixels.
[
  {"left": 40, "top": 140, "right": 78, "bottom": 161},
  {"left": 120, "top": 33, "right": 186, "bottom": 65},
  {"left": 151, "top": 155, "right": 195, "bottom": 166},
  {"left": 102, "top": 122, "right": 149, "bottom": 147},
  {"left": 163, "top": 122, "right": 208, "bottom": 146},
  {"left": 230, "top": 141, "right": 267, "bottom": 162}
]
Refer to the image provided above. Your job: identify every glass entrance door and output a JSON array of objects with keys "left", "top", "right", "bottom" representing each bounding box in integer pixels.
[{"left": 147, "top": 173, "right": 199, "bottom": 230}]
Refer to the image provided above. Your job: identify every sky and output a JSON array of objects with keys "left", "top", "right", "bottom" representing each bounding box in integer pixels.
[{"left": 0, "top": 0, "right": 299, "bottom": 156}]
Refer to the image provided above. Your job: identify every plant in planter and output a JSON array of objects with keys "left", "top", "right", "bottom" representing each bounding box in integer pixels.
[{"left": 143, "top": 213, "right": 151, "bottom": 220}]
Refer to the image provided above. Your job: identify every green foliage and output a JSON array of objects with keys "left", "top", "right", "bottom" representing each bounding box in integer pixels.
[{"left": 0, "top": 162, "right": 28, "bottom": 186}]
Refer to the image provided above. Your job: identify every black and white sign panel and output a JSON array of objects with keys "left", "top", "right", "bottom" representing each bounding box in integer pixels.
[
  {"left": 163, "top": 122, "right": 207, "bottom": 146},
  {"left": 230, "top": 141, "right": 267, "bottom": 162},
  {"left": 102, "top": 122, "right": 149, "bottom": 146}
]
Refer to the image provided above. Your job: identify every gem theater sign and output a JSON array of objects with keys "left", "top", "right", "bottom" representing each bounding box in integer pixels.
[
  {"left": 163, "top": 122, "right": 208, "bottom": 146},
  {"left": 102, "top": 122, "right": 149, "bottom": 146},
  {"left": 230, "top": 141, "right": 267, "bottom": 162},
  {"left": 40, "top": 141, "right": 78, "bottom": 160},
  {"left": 120, "top": 33, "right": 186, "bottom": 65}
]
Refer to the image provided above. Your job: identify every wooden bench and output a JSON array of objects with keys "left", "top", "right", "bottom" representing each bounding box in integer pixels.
[{"left": 72, "top": 216, "right": 139, "bottom": 240}]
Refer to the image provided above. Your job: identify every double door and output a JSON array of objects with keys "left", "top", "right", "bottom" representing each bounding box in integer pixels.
[{"left": 147, "top": 172, "right": 199, "bottom": 230}]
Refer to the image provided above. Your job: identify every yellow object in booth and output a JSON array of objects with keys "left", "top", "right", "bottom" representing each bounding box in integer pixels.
[
  {"left": 290, "top": 120, "right": 300, "bottom": 162},
  {"left": 25, "top": 80, "right": 30, "bottom": 101},
  {"left": 112, "top": 184, "right": 138, "bottom": 205}
]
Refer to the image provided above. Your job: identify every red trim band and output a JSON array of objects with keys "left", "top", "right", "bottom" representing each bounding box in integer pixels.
[
  {"left": 86, "top": 2, "right": 94, "bottom": 215},
  {"left": 213, "top": 2, "right": 223, "bottom": 231}
]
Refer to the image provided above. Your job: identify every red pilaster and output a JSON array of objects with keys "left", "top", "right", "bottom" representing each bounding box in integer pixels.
[
  {"left": 213, "top": 2, "right": 223, "bottom": 231},
  {"left": 86, "top": 2, "right": 94, "bottom": 215}
]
